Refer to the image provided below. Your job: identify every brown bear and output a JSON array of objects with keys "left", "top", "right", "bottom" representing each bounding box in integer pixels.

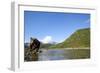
[{"left": 29, "top": 37, "right": 41, "bottom": 53}]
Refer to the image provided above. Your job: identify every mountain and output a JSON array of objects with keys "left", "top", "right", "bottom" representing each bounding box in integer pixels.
[
  {"left": 40, "top": 43, "right": 53, "bottom": 49},
  {"left": 39, "top": 41, "right": 57, "bottom": 49},
  {"left": 50, "top": 28, "right": 90, "bottom": 48}
]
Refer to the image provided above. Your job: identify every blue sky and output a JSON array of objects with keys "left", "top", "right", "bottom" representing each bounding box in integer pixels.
[{"left": 24, "top": 11, "right": 90, "bottom": 43}]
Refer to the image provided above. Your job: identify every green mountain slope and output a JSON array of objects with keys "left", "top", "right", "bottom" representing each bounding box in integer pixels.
[{"left": 50, "top": 28, "right": 90, "bottom": 48}]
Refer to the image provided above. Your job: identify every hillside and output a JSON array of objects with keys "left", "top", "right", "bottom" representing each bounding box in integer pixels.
[{"left": 50, "top": 28, "right": 90, "bottom": 48}]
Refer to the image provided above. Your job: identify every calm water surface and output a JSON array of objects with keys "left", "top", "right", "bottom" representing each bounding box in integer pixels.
[{"left": 38, "top": 49, "right": 90, "bottom": 61}]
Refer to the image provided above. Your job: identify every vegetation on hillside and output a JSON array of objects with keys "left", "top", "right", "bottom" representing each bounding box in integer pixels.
[{"left": 49, "top": 28, "right": 90, "bottom": 48}]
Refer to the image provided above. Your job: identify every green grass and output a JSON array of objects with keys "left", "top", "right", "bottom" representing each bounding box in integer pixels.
[{"left": 49, "top": 28, "right": 90, "bottom": 49}]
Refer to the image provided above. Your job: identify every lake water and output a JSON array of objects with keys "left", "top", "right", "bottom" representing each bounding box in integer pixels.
[{"left": 38, "top": 49, "right": 90, "bottom": 61}]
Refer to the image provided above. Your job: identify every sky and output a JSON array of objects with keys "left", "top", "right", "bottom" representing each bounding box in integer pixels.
[{"left": 24, "top": 11, "right": 90, "bottom": 43}]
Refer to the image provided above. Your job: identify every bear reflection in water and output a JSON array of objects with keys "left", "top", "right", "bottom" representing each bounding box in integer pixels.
[
  {"left": 25, "top": 51, "right": 39, "bottom": 61},
  {"left": 24, "top": 37, "right": 41, "bottom": 61}
]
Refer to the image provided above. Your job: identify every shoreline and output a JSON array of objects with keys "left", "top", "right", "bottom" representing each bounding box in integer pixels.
[{"left": 41, "top": 48, "right": 90, "bottom": 50}]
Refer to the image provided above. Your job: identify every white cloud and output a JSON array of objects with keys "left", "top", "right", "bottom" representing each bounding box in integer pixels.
[{"left": 41, "top": 36, "right": 53, "bottom": 44}]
